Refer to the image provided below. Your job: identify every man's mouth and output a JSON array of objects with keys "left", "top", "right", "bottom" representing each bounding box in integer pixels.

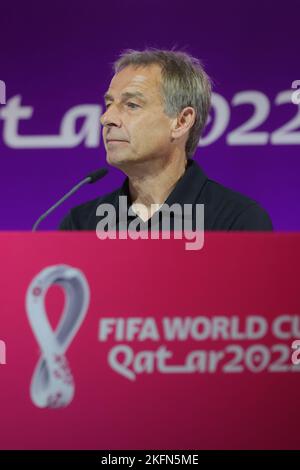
[{"left": 106, "top": 139, "right": 129, "bottom": 144}]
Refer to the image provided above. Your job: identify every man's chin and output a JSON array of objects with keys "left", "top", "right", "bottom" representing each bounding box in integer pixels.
[{"left": 106, "top": 152, "right": 132, "bottom": 169}]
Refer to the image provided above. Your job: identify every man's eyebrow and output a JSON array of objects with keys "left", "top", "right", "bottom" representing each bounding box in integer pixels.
[
  {"left": 103, "top": 92, "right": 113, "bottom": 102},
  {"left": 104, "top": 91, "right": 147, "bottom": 103}
]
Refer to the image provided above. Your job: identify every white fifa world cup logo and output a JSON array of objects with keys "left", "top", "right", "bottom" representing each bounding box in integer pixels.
[{"left": 25, "top": 265, "right": 90, "bottom": 408}]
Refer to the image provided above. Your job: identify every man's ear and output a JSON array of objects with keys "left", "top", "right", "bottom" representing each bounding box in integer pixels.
[{"left": 171, "top": 107, "right": 196, "bottom": 140}]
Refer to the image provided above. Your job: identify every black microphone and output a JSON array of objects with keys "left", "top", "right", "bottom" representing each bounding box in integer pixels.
[{"left": 32, "top": 167, "right": 108, "bottom": 231}]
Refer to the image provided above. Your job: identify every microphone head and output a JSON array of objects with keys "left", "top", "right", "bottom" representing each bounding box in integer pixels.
[{"left": 87, "top": 167, "right": 108, "bottom": 183}]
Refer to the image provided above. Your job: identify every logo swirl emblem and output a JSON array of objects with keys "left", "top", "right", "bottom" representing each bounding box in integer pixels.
[{"left": 26, "top": 265, "right": 90, "bottom": 408}]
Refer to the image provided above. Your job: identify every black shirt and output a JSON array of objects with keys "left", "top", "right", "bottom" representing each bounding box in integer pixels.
[{"left": 59, "top": 159, "right": 273, "bottom": 231}]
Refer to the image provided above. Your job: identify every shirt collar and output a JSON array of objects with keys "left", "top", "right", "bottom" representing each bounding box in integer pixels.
[
  {"left": 113, "top": 158, "right": 208, "bottom": 222},
  {"left": 164, "top": 158, "right": 208, "bottom": 206}
]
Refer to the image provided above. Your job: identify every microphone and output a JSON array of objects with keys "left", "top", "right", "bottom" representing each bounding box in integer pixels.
[{"left": 32, "top": 168, "right": 108, "bottom": 231}]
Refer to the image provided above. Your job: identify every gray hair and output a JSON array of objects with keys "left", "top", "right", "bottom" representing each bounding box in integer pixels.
[{"left": 113, "top": 48, "right": 212, "bottom": 159}]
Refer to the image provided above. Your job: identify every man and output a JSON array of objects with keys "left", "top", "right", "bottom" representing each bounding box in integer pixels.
[{"left": 59, "top": 48, "right": 273, "bottom": 231}]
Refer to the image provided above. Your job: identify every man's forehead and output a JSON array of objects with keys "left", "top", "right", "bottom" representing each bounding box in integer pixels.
[{"left": 107, "top": 64, "right": 162, "bottom": 96}]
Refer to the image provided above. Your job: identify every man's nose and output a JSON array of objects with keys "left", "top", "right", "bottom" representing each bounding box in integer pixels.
[{"left": 100, "top": 105, "right": 122, "bottom": 127}]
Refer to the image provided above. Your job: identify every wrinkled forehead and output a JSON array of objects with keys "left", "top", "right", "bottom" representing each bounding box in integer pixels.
[{"left": 107, "top": 64, "right": 163, "bottom": 100}]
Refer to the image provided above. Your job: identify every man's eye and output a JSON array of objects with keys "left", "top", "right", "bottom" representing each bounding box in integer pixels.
[
  {"left": 127, "top": 102, "right": 140, "bottom": 109},
  {"left": 105, "top": 103, "right": 111, "bottom": 109}
]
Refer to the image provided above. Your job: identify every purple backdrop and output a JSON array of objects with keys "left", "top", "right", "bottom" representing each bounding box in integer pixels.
[{"left": 0, "top": 0, "right": 299, "bottom": 230}]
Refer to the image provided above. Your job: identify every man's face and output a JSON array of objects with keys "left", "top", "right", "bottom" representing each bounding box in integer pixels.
[{"left": 101, "top": 64, "right": 175, "bottom": 169}]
